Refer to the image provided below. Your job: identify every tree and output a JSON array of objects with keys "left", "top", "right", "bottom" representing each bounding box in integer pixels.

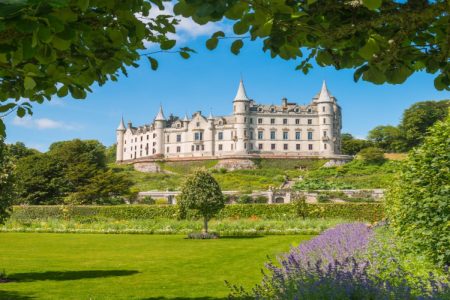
[
  {"left": 178, "top": 168, "right": 225, "bottom": 233},
  {"left": 0, "top": 0, "right": 194, "bottom": 136},
  {"left": 341, "top": 133, "right": 372, "bottom": 155},
  {"left": 0, "top": 138, "right": 14, "bottom": 224},
  {"left": 387, "top": 113, "right": 450, "bottom": 266},
  {"left": 357, "top": 147, "right": 385, "bottom": 164},
  {"left": 174, "top": 0, "right": 449, "bottom": 90},
  {"left": 399, "top": 100, "right": 449, "bottom": 148},
  {"left": 7, "top": 141, "right": 40, "bottom": 160},
  {"left": 368, "top": 125, "right": 406, "bottom": 153}
]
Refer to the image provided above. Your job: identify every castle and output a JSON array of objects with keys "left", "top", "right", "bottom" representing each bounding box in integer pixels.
[{"left": 116, "top": 80, "right": 343, "bottom": 163}]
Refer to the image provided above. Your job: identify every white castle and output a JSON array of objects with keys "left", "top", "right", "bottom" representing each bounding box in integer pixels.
[{"left": 116, "top": 80, "right": 343, "bottom": 162}]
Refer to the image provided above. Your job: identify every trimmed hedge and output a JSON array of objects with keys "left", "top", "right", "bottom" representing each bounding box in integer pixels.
[{"left": 12, "top": 203, "right": 384, "bottom": 222}]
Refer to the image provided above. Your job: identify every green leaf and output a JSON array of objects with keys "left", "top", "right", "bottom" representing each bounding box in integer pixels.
[
  {"left": 205, "top": 37, "right": 218, "bottom": 50},
  {"left": 148, "top": 56, "right": 158, "bottom": 70},
  {"left": 0, "top": 103, "right": 16, "bottom": 113},
  {"left": 24, "top": 76, "right": 36, "bottom": 90},
  {"left": 0, "top": 119, "right": 5, "bottom": 138},
  {"left": 51, "top": 36, "right": 71, "bottom": 51},
  {"left": 57, "top": 85, "right": 69, "bottom": 97},
  {"left": 68, "top": 85, "right": 86, "bottom": 99},
  {"left": 231, "top": 39, "right": 244, "bottom": 55},
  {"left": 362, "top": 0, "right": 382, "bottom": 10},
  {"left": 76, "top": 0, "right": 89, "bottom": 11},
  {"left": 212, "top": 31, "right": 225, "bottom": 39},
  {"left": 16, "top": 106, "right": 26, "bottom": 118},
  {"left": 160, "top": 40, "right": 176, "bottom": 50},
  {"left": 233, "top": 21, "right": 249, "bottom": 35},
  {"left": 358, "top": 37, "right": 379, "bottom": 60},
  {"left": 179, "top": 52, "right": 190, "bottom": 59}
]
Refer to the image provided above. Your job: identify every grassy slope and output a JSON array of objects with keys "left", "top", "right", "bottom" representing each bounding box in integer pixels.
[
  {"left": 111, "top": 157, "right": 402, "bottom": 192},
  {"left": 0, "top": 233, "right": 311, "bottom": 299}
]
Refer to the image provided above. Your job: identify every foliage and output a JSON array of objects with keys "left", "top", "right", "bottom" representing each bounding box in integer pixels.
[
  {"left": 178, "top": 168, "right": 225, "bottom": 232},
  {"left": 357, "top": 147, "right": 386, "bottom": 164},
  {"left": 10, "top": 203, "right": 385, "bottom": 223},
  {"left": 0, "top": 233, "right": 309, "bottom": 299},
  {"left": 399, "top": 100, "right": 449, "bottom": 148},
  {"left": 253, "top": 195, "right": 268, "bottom": 204},
  {"left": 174, "top": 0, "right": 450, "bottom": 91},
  {"left": 368, "top": 125, "right": 406, "bottom": 152},
  {"left": 293, "top": 178, "right": 354, "bottom": 190},
  {"left": 187, "top": 232, "right": 219, "bottom": 239},
  {"left": 292, "top": 194, "right": 307, "bottom": 219},
  {"left": 0, "top": 0, "right": 195, "bottom": 137},
  {"left": 0, "top": 138, "right": 14, "bottom": 224},
  {"left": 236, "top": 194, "right": 253, "bottom": 204},
  {"left": 6, "top": 141, "right": 39, "bottom": 160},
  {"left": 387, "top": 114, "right": 450, "bottom": 266},
  {"left": 229, "top": 224, "right": 449, "bottom": 299},
  {"left": 341, "top": 133, "right": 373, "bottom": 155},
  {"left": 105, "top": 144, "right": 117, "bottom": 164}
]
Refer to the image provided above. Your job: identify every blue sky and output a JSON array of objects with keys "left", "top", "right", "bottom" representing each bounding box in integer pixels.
[{"left": 4, "top": 12, "right": 449, "bottom": 151}]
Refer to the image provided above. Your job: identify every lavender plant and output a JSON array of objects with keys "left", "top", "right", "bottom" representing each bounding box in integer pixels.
[{"left": 228, "top": 223, "right": 449, "bottom": 299}]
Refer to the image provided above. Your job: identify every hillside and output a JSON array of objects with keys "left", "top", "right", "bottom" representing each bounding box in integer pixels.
[{"left": 110, "top": 157, "right": 402, "bottom": 192}]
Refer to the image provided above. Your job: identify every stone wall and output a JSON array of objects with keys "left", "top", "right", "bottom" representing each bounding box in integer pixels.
[
  {"left": 214, "top": 159, "right": 256, "bottom": 171},
  {"left": 133, "top": 162, "right": 162, "bottom": 173}
]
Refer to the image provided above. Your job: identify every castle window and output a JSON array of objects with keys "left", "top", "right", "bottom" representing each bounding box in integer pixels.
[
  {"left": 131, "top": 154, "right": 132, "bottom": 158},
  {"left": 177, "top": 124, "right": 180, "bottom": 128},
  {"left": 196, "top": 122, "right": 200, "bottom": 127},
  {"left": 201, "top": 145, "right": 204, "bottom": 150},
  {"left": 296, "top": 144, "right": 300, "bottom": 150},
  {"left": 135, "top": 138, "right": 137, "bottom": 142},
  {"left": 177, "top": 146, "right": 181, "bottom": 152},
  {"left": 258, "top": 107, "right": 262, "bottom": 112},
  {"left": 295, "top": 108, "right": 299, "bottom": 112},
  {"left": 283, "top": 131, "right": 288, "bottom": 140},
  {"left": 166, "top": 147, "right": 169, "bottom": 153},
  {"left": 146, "top": 149, "right": 148, "bottom": 155},
  {"left": 191, "top": 145, "right": 194, "bottom": 151},
  {"left": 271, "top": 144, "right": 276, "bottom": 150},
  {"left": 308, "top": 108, "right": 312, "bottom": 113},
  {"left": 324, "top": 143, "right": 327, "bottom": 150},
  {"left": 244, "top": 130, "right": 247, "bottom": 137},
  {"left": 322, "top": 106, "right": 325, "bottom": 112},
  {"left": 258, "top": 143, "right": 263, "bottom": 150},
  {"left": 153, "top": 148, "right": 156, "bottom": 154},
  {"left": 283, "top": 144, "right": 288, "bottom": 150},
  {"left": 140, "top": 145, "right": 142, "bottom": 149},
  {"left": 153, "top": 142, "right": 156, "bottom": 146},
  {"left": 308, "top": 132, "right": 313, "bottom": 140},
  {"left": 244, "top": 143, "right": 247, "bottom": 149},
  {"left": 250, "top": 143, "right": 253, "bottom": 150},
  {"left": 244, "top": 117, "right": 247, "bottom": 123},
  {"left": 196, "top": 145, "right": 200, "bottom": 151},
  {"left": 218, "top": 144, "right": 223, "bottom": 151},
  {"left": 176, "top": 134, "right": 181, "bottom": 142},
  {"left": 307, "top": 119, "right": 312, "bottom": 125},
  {"left": 218, "top": 132, "right": 223, "bottom": 140},
  {"left": 271, "top": 108, "right": 275, "bottom": 112},
  {"left": 124, "top": 148, "right": 126, "bottom": 152},
  {"left": 283, "top": 119, "right": 288, "bottom": 125},
  {"left": 323, "top": 131, "right": 327, "bottom": 137},
  {"left": 124, "top": 140, "right": 126, "bottom": 144},
  {"left": 153, "top": 133, "right": 156, "bottom": 138},
  {"left": 295, "top": 119, "right": 300, "bottom": 125},
  {"left": 258, "top": 131, "right": 263, "bottom": 140},
  {"left": 166, "top": 135, "right": 169, "bottom": 142},
  {"left": 308, "top": 144, "right": 313, "bottom": 150},
  {"left": 231, "top": 144, "right": 233, "bottom": 150},
  {"left": 249, "top": 131, "right": 254, "bottom": 139},
  {"left": 194, "top": 132, "right": 203, "bottom": 141},
  {"left": 295, "top": 131, "right": 301, "bottom": 140},
  {"left": 249, "top": 118, "right": 253, "bottom": 124},
  {"left": 141, "top": 136, "right": 143, "bottom": 141},
  {"left": 258, "top": 118, "right": 263, "bottom": 124},
  {"left": 147, "top": 135, "right": 149, "bottom": 140},
  {"left": 140, "top": 151, "right": 142, "bottom": 156},
  {"left": 270, "top": 131, "right": 276, "bottom": 140},
  {"left": 323, "top": 118, "right": 326, "bottom": 124},
  {"left": 270, "top": 118, "right": 275, "bottom": 124}
]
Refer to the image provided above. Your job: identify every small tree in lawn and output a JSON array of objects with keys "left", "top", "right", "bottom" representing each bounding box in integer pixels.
[{"left": 178, "top": 168, "right": 225, "bottom": 233}]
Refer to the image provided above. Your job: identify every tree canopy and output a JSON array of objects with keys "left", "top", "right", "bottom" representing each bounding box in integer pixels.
[{"left": 0, "top": 137, "right": 14, "bottom": 223}]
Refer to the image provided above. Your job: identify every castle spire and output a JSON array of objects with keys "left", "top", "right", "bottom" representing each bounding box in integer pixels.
[
  {"left": 155, "top": 105, "right": 166, "bottom": 121},
  {"left": 208, "top": 110, "right": 214, "bottom": 120},
  {"left": 234, "top": 79, "right": 250, "bottom": 101},
  {"left": 317, "top": 80, "right": 332, "bottom": 102},
  {"left": 117, "top": 116, "right": 126, "bottom": 131},
  {"left": 182, "top": 113, "right": 189, "bottom": 122}
]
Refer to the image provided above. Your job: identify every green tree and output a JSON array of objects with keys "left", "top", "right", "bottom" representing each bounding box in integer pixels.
[
  {"left": 357, "top": 147, "right": 386, "bottom": 164},
  {"left": 387, "top": 113, "right": 450, "bottom": 266},
  {"left": 178, "top": 168, "right": 225, "bottom": 233},
  {"left": 0, "top": 0, "right": 194, "bottom": 136},
  {"left": 7, "top": 141, "right": 40, "bottom": 160},
  {"left": 0, "top": 138, "right": 14, "bottom": 224},
  {"left": 341, "top": 133, "right": 372, "bottom": 155},
  {"left": 105, "top": 144, "right": 117, "bottom": 164},
  {"left": 368, "top": 125, "right": 406, "bottom": 153},
  {"left": 174, "top": 0, "right": 449, "bottom": 90},
  {"left": 399, "top": 100, "right": 449, "bottom": 148}
]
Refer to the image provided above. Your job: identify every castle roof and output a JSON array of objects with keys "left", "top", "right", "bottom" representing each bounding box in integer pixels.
[
  {"left": 117, "top": 117, "right": 126, "bottom": 131},
  {"left": 182, "top": 113, "right": 189, "bottom": 122},
  {"left": 314, "top": 80, "right": 336, "bottom": 103},
  {"left": 234, "top": 79, "right": 250, "bottom": 101},
  {"left": 155, "top": 105, "right": 166, "bottom": 121}
]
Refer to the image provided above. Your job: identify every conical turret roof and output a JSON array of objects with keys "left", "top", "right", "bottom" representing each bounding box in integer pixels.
[
  {"left": 234, "top": 79, "right": 250, "bottom": 101},
  {"left": 317, "top": 80, "right": 333, "bottom": 103},
  {"left": 155, "top": 105, "right": 166, "bottom": 121},
  {"left": 117, "top": 116, "right": 126, "bottom": 131},
  {"left": 182, "top": 113, "right": 189, "bottom": 122}
]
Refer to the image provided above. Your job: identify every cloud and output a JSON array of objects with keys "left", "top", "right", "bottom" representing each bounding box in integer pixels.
[
  {"left": 143, "top": 2, "right": 229, "bottom": 47},
  {"left": 12, "top": 117, "right": 80, "bottom": 130}
]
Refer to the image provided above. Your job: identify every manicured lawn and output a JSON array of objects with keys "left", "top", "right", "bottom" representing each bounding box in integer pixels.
[{"left": 0, "top": 233, "right": 311, "bottom": 299}]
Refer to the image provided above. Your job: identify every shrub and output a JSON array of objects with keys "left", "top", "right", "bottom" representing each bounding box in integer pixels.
[
  {"left": 236, "top": 195, "right": 253, "bottom": 204},
  {"left": 254, "top": 195, "right": 268, "bottom": 204},
  {"left": 178, "top": 168, "right": 225, "bottom": 233},
  {"left": 187, "top": 232, "right": 219, "bottom": 239},
  {"left": 357, "top": 147, "right": 386, "bottom": 164},
  {"left": 154, "top": 198, "right": 168, "bottom": 205},
  {"left": 140, "top": 196, "right": 155, "bottom": 205},
  {"left": 387, "top": 114, "right": 450, "bottom": 266}
]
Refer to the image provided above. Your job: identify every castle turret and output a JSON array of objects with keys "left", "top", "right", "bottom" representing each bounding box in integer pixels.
[
  {"left": 116, "top": 117, "right": 126, "bottom": 162},
  {"left": 206, "top": 111, "right": 215, "bottom": 156},
  {"left": 233, "top": 79, "right": 250, "bottom": 153},
  {"left": 154, "top": 105, "right": 166, "bottom": 156},
  {"left": 316, "top": 81, "right": 336, "bottom": 155}
]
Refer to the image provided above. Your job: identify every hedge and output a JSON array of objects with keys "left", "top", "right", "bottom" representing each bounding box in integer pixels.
[{"left": 11, "top": 203, "right": 384, "bottom": 222}]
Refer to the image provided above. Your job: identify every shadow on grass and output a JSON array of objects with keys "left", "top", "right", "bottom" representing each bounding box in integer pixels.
[
  {"left": 0, "top": 290, "right": 35, "bottom": 299},
  {"left": 8, "top": 270, "right": 139, "bottom": 282},
  {"left": 141, "top": 297, "right": 228, "bottom": 300}
]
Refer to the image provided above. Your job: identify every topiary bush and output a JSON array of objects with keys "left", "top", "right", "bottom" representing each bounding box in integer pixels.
[{"left": 387, "top": 114, "right": 450, "bottom": 267}]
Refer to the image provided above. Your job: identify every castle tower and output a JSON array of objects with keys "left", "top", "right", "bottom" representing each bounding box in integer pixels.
[
  {"left": 233, "top": 79, "right": 250, "bottom": 153},
  {"left": 154, "top": 105, "right": 166, "bottom": 156},
  {"left": 116, "top": 117, "right": 126, "bottom": 162},
  {"left": 206, "top": 111, "right": 215, "bottom": 156},
  {"left": 316, "top": 81, "right": 335, "bottom": 155}
]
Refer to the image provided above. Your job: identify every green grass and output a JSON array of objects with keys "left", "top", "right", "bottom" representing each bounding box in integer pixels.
[{"left": 0, "top": 233, "right": 311, "bottom": 299}]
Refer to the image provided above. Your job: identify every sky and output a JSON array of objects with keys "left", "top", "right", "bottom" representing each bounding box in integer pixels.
[{"left": 3, "top": 9, "right": 449, "bottom": 151}]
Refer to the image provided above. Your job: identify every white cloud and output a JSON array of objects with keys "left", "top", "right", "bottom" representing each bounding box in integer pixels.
[
  {"left": 143, "top": 2, "right": 229, "bottom": 47},
  {"left": 12, "top": 117, "right": 80, "bottom": 131}
]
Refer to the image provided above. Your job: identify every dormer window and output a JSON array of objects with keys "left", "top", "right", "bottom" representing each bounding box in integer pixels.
[
  {"left": 271, "top": 108, "right": 275, "bottom": 113},
  {"left": 308, "top": 108, "right": 312, "bottom": 113},
  {"left": 196, "top": 122, "right": 200, "bottom": 127}
]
